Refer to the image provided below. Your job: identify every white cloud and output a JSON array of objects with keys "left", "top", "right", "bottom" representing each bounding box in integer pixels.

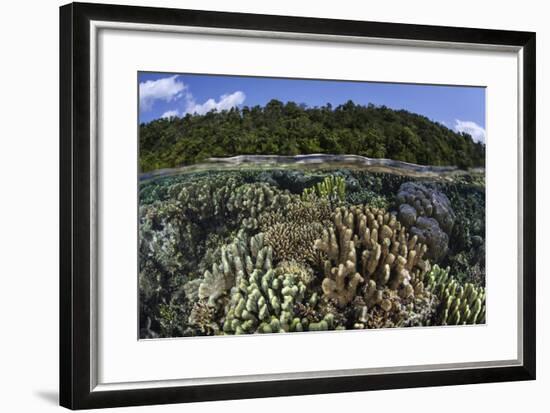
[
  {"left": 454, "top": 119, "right": 486, "bottom": 144},
  {"left": 184, "top": 91, "right": 246, "bottom": 115},
  {"left": 141, "top": 78, "right": 246, "bottom": 120},
  {"left": 161, "top": 110, "right": 179, "bottom": 119},
  {"left": 139, "top": 75, "right": 186, "bottom": 111}
]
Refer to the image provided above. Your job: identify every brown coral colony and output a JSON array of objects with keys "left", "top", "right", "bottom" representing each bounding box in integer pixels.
[{"left": 316, "top": 205, "right": 430, "bottom": 314}]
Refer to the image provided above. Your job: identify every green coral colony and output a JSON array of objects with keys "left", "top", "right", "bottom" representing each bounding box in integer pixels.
[{"left": 139, "top": 168, "right": 485, "bottom": 338}]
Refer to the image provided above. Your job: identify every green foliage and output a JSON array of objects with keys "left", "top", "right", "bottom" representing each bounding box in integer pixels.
[{"left": 139, "top": 100, "right": 486, "bottom": 172}]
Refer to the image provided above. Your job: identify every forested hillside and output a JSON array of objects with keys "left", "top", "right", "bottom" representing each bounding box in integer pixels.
[{"left": 139, "top": 99, "right": 485, "bottom": 172}]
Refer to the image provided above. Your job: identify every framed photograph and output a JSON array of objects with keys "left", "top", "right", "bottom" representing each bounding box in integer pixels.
[{"left": 60, "top": 2, "right": 536, "bottom": 409}]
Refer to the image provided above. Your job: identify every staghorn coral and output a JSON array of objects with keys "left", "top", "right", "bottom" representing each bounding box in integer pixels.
[
  {"left": 259, "top": 196, "right": 332, "bottom": 229},
  {"left": 259, "top": 196, "right": 332, "bottom": 264},
  {"left": 188, "top": 299, "right": 221, "bottom": 335},
  {"left": 396, "top": 182, "right": 456, "bottom": 262},
  {"left": 425, "top": 265, "right": 485, "bottom": 325},
  {"left": 264, "top": 222, "right": 325, "bottom": 264},
  {"left": 315, "top": 205, "right": 431, "bottom": 307}
]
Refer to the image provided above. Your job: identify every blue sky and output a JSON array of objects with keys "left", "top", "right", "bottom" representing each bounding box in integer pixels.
[{"left": 138, "top": 72, "right": 486, "bottom": 143}]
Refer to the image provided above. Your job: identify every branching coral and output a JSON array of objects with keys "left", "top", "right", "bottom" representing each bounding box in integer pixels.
[
  {"left": 221, "top": 233, "right": 330, "bottom": 334},
  {"left": 198, "top": 266, "right": 226, "bottom": 307},
  {"left": 275, "top": 260, "right": 315, "bottom": 285},
  {"left": 263, "top": 222, "right": 325, "bottom": 264},
  {"left": 198, "top": 230, "right": 271, "bottom": 306},
  {"left": 222, "top": 252, "right": 310, "bottom": 334},
  {"left": 139, "top": 214, "right": 193, "bottom": 338},
  {"left": 139, "top": 173, "right": 246, "bottom": 281},
  {"left": 315, "top": 205, "right": 431, "bottom": 307},
  {"left": 169, "top": 174, "right": 241, "bottom": 221},
  {"left": 425, "top": 265, "right": 485, "bottom": 325},
  {"left": 259, "top": 196, "right": 332, "bottom": 229},
  {"left": 188, "top": 299, "right": 220, "bottom": 335},
  {"left": 302, "top": 175, "right": 346, "bottom": 204},
  {"left": 227, "top": 183, "right": 293, "bottom": 230},
  {"left": 351, "top": 278, "right": 437, "bottom": 329},
  {"left": 260, "top": 196, "right": 332, "bottom": 264}
]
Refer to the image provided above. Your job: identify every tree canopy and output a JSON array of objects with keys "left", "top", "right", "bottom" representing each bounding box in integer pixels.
[{"left": 139, "top": 99, "right": 485, "bottom": 172}]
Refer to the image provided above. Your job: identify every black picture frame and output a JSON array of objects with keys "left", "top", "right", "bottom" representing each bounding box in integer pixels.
[{"left": 60, "top": 2, "right": 536, "bottom": 410}]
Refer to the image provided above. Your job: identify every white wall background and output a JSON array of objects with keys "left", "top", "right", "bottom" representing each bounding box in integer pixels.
[{"left": 0, "top": 0, "right": 545, "bottom": 411}]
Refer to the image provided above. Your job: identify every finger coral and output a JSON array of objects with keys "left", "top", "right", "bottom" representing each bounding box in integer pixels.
[
  {"left": 221, "top": 233, "right": 325, "bottom": 334},
  {"left": 425, "top": 264, "right": 485, "bottom": 325},
  {"left": 223, "top": 263, "right": 309, "bottom": 334},
  {"left": 315, "top": 205, "right": 431, "bottom": 306},
  {"left": 302, "top": 175, "right": 346, "bottom": 204},
  {"left": 198, "top": 230, "right": 272, "bottom": 306}
]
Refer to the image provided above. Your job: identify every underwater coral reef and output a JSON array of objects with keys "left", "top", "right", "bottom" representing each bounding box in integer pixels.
[{"left": 139, "top": 165, "right": 486, "bottom": 338}]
